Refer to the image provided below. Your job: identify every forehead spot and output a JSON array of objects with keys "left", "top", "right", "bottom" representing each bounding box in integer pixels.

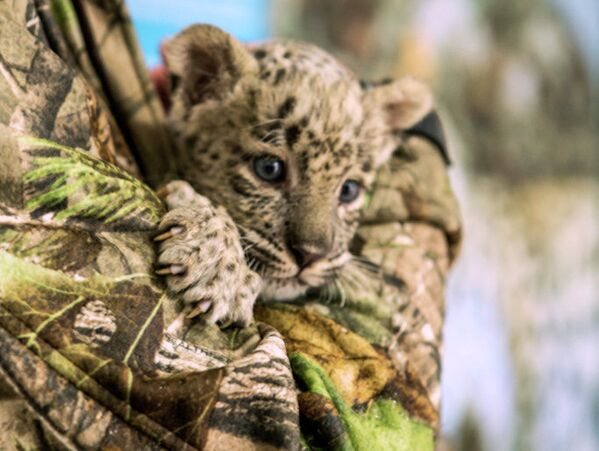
[
  {"left": 277, "top": 97, "right": 296, "bottom": 118},
  {"left": 285, "top": 125, "right": 301, "bottom": 148},
  {"left": 274, "top": 68, "right": 286, "bottom": 85}
]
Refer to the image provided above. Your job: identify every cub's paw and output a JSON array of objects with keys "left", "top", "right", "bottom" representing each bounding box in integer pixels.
[{"left": 155, "top": 181, "right": 261, "bottom": 327}]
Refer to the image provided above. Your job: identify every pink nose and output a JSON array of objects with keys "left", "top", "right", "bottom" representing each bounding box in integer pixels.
[{"left": 289, "top": 244, "right": 325, "bottom": 269}]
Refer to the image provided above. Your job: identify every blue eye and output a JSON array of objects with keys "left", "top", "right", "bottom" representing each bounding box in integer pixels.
[
  {"left": 253, "top": 156, "right": 285, "bottom": 183},
  {"left": 339, "top": 180, "right": 361, "bottom": 203}
]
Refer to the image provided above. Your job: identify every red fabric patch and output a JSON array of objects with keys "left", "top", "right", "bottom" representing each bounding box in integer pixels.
[{"left": 150, "top": 64, "right": 170, "bottom": 112}]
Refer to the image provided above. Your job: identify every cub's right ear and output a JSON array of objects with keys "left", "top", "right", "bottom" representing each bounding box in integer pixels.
[
  {"left": 163, "top": 24, "right": 258, "bottom": 106},
  {"left": 364, "top": 77, "right": 433, "bottom": 132}
]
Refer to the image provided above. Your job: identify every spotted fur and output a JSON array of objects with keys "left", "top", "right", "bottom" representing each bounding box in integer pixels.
[{"left": 157, "top": 24, "right": 432, "bottom": 325}]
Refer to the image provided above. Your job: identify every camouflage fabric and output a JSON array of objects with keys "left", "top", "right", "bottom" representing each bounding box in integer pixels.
[{"left": 0, "top": 1, "right": 461, "bottom": 450}]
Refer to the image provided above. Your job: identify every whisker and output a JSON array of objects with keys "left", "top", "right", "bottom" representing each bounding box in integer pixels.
[
  {"left": 334, "top": 278, "right": 347, "bottom": 307},
  {"left": 258, "top": 129, "right": 280, "bottom": 144},
  {"left": 246, "top": 116, "right": 286, "bottom": 131},
  {"left": 242, "top": 242, "right": 256, "bottom": 252},
  {"left": 326, "top": 282, "right": 336, "bottom": 304}
]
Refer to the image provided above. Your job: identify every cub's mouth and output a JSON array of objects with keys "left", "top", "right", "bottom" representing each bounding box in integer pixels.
[
  {"left": 244, "top": 244, "right": 357, "bottom": 302},
  {"left": 245, "top": 247, "right": 334, "bottom": 285},
  {"left": 237, "top": 222, "right": 358, "bottom": 301}
]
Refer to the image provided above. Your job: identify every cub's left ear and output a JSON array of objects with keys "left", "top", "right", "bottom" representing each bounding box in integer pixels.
[
  {"left": 364, "top": 77, "right": 433, "bottom": 131},
  {"left": 163, "top": 24, "right": 258, "bottom": 106}
]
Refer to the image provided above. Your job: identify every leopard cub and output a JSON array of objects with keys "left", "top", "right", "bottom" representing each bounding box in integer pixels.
[{"left": 155, "top": 24, "right": 432, "bottom": 327}]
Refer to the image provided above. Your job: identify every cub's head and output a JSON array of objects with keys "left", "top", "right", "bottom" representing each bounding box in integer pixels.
[{"left": 163, "top": 24, "right": 432, "bottom": 301}]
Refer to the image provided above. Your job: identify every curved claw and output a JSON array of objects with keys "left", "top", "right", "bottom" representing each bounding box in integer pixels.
[
  {"left": 186, "top": 299, "right": 213, "bottom": 319},
  {"left": 217, "top": 319, "right": 235, "bottom": 329},
  {"left": 156, "top": 185, "right": 171, "bottom": 200},
  {"left": 155, "top": 264, "right": 186, "bottom": 276},
  {"left": 153, "top": 226, "right": 185, "bottom": 242}
]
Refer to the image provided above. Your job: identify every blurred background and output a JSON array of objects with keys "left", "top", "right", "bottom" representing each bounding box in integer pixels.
[{"left": 128, "top": 1, "right": 599, "bottom": 450}]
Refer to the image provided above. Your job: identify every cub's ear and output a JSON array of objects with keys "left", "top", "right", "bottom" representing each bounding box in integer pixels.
[
  {"left": 364, "top": 77, "right": 433, "bottom": 130},
  {"left": 163, "top": 24, "right": 258, "bottom": 106}
]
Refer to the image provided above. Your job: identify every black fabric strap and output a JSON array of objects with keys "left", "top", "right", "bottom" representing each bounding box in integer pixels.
[{"left": 405, "top": 110, "right": 451, "bottom": 166}]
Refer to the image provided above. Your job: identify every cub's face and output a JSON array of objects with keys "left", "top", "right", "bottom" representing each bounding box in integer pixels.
[{"left": 164, "top": 25, "right": 431, "bottom": 300}]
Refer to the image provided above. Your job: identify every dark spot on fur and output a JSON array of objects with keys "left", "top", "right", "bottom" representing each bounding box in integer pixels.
[
  {"left": 278, "top": 97, "right": 296, "bottom": 118},
  {"left": 210, "top": 152, "right": 219, "bottom": 160},
  {"left": 285, "top": 125, "right": 301, "bottom": 148},
  {"left": 274, "top": 68, "right": 285, "bottom": 85},
  {"left": 225, "top": 263, "right": 237, "bottom": 272},
  {"left": 300, "top": 116, "right": 309, "bottom": 127},
  {"left": 185, "top": 135, "right": 197, "bottom": 149},
  {"left": 264, "top": 222, "right": 272, "bottom": 229},
  {"left": 261, "top": 70, "right": 271, "bottom": 80},
  {"left": 299, "top": 151, "right": 310, "bottom": 173},
  {"left": 361, "top": 161, "right": 372, "bottom": 172},
  {"left": 254, "top": 49, "right": 267, "bottom": 59},
  {"left": 283, "top": 50, "right": 292, "bottom": 58}
]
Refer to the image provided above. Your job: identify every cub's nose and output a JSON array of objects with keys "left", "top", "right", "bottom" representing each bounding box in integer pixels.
[
  {"left": 286, "top": 201, "right": 334, "bottom": 269},
  {"left": 289, "top": 244, "right": 326, "bottom": 269}
]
